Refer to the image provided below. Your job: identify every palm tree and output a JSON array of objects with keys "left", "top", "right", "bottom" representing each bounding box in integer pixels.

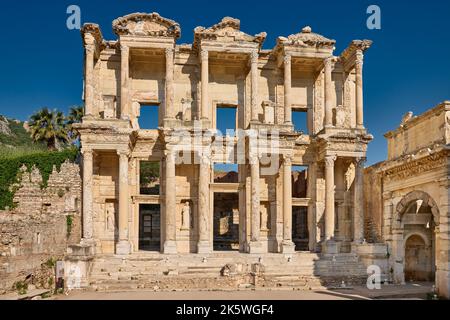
[
  {"left": 28, "top": 108, "right": 68, "bottom": 150},
  {"left": 67, "top": 106, "right": 84, "bottom": 143}
]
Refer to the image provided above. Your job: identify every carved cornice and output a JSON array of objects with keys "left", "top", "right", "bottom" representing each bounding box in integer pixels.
[
  {"left": 81, "top": 23, "right": 105, "bottom": 57},
  {"left": 340, "top": 40, "right": 373, "bottom": 64},
  {"left": 113, "top": 12, "right": 181, "bottom": 38},
  {"left": 193, "top": 17, "right": 266, "bottom": 50},
  {"left": 383, "top": 152, "right": 447, "bottom": 182}
]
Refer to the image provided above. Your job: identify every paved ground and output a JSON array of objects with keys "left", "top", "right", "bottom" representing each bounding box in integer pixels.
[
  {"left": 54, "top": 282, "right": 433, "bottom": 300},
  {"left": 55, "top": 289, "right": 358, "bottom": 300}
]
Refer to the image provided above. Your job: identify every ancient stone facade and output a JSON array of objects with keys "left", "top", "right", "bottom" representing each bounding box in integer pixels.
[
  {"left": 75, "top": 12, "right": 373, "bottom": 257},
  {"left": 364, "top": 101, "right": 450, "bottom": 298},
  {"left": 0, "top": 161, "right": 82, "bottom": 292},
  {"left": 59, "top": 12, "right": 405, "bottom": 293}
]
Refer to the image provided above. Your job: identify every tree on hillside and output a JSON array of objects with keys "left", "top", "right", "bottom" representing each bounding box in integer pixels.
[
  {"left": 67, "top": 105, "right": 84, "bottom": 143},
  {"left": 29, "top": 108, "right": 68, "bottom": 151}
]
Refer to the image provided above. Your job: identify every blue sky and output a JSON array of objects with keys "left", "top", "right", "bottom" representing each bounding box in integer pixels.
[{"left": 0, "top": 0, "right": 449, "bottom": 165}]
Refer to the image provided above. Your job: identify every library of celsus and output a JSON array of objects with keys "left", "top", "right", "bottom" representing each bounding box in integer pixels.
[{"left": 60, "top": 12, "right": 449, "bottom": 298}]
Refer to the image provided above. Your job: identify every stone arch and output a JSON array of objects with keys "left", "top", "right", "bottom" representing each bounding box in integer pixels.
[
  {"left": 404, "top": 231, "right": 430, "bottom": 248},
  {"left": 395, "top": 190, "right": 440, "bottom": 226}
]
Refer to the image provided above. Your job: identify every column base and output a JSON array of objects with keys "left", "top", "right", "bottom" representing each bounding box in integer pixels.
[
  {"left": 248, "top": 241, "right": 264, "bottom": 254},
  {"left": 281, "top": 240, "right": 296, "bottom": 254},
  {"left": 197, "top": 241, "right": 212, "bottom": 254},
  {"left": 163, "top": 240, "right": 178, "bottom": 254},
  {"left": 116, "top": 240, "right": 131, "bottom": 255},
  {"left": 321, "top": 240, "right": 341, "bottom": 255}
]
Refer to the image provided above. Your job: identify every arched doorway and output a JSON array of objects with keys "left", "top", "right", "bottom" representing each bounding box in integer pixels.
[
  {"left": 394, "top": 191, "right": 439, "bottom": 283},
  {"left": 405, "top": 234, "right": 433, "bottom": 281}
]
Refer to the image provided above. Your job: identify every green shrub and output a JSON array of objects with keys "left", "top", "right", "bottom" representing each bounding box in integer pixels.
[
  {"left": 0, "top": 147, "right": 78, "bottom": 210},
  {"left": 66, "top": 215, "right": 74, "bottom": 236},
  {"left": 14, "top": 281, "right": 28, "bottom": 295}
]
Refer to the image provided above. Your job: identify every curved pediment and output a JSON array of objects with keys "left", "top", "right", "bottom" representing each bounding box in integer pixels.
[
  {"left": 194, "top": 17, "right": 266, "bottom": 49},
  {"left": 277, "top": 26, "right": 336, "bottom": 49},
  {"left": 113, "top": 12, "right": 181, "bottom": 38}
]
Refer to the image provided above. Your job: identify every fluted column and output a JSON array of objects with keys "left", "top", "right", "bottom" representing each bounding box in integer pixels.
[
  {"left": 164, "top": 150, "right": 177, "bottom": 254},
  {"left": 197, "top": 153, "right": 212, "bottom": 253},
  {"left": 120, "top": 44, "right": 130, "bottom": 120},
  {"left": 324, "top": 155, "right": 336, "bottom": 240},
  {"left": 82, "top": 149, "right": 94, "bottom": 241},
  {"left": 200, "top": 49, "right": 209, "bottom": 121},
  {"left": 249, "top": 153, "right": 263, "bottom": 253},
  {"left": 355, "top": 53, "right": 364, "bottom": 128},
  {"left": 84, "top": 44, "right": 95, "bottom": 117},
  {"left": 324, "top": 57, "right": 333, "bottom": 127},
  {"left": 353, "top": 157, "right": 365, "bottom": 243},
  {"left": 116, "top": 150, "right": 131, "bottom": 255},
  {"left": 283, "top": 54, "right": 292, "bottom": 124},
  {"left": 165, "top": 47, "right": 175, "bottom": 120},
  {"left": 250, "top": 51, "right": 259, "bottom": 122},
  {"left": 282, "top": 154, "right": 295, "bottom": 253}
]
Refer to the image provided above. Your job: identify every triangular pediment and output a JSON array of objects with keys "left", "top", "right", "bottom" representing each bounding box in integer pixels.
[{"left": 113, "top": 12, "right": 181, "bottom": 38}]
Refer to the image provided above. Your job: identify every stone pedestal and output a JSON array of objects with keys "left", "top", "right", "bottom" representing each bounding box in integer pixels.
[
  {"left": 248, "top": 241, "right": 264, "bottom": 254},
  {"left": 116, "top": 240, "right": 131, "bottom": 255},
  {"left": 197, "top": 241, "right": 212, "bottom": 254},
  {"left": 322, "top": 240, "right": 341, "bottom": 255},
  {"left": 163, "top": 240, "right": 178, "bottom": 254},
  {"left": 281, "top": 241, "right": 295, "bottom": 254}
]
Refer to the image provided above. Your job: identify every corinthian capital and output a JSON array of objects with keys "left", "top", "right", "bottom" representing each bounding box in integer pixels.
[
  {"left": 250, "top": 51, "right": 259, "bottom": 63},
  {"left": 81, "top": 148, "right": 93, "bottom": 159},
  {"left": 200, "top": 49, "right": 208, "bottom": 61},
  {"left": 324, "top": 155, "right": 337, "bottom": 167},
  {"left": 324, "top": 56, "right": 333, "bottom": 69},
  {"left": 120, "top": 44, "right": 129, "bottom": 54},
  {"left": 355, "top": 157, "right": 367, "bottom": 168},
  {"left": 165, "top": 47, "right": 174, "bottom": 58},
  {"left": 85, "top": 45, "right": 95, "bottom": 56},
  {"left": 283, "top": 154, "right": 293, "bottom": 166},
  {"left": 283, "top": 54, "right": 291, "bottom": 65}
]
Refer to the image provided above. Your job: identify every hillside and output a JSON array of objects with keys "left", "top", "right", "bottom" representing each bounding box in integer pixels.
[{"left": 0, "top": 115, "right": 46, "bottom": 156}]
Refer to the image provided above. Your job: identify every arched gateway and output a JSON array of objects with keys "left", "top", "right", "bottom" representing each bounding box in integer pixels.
[{"left": 394, "top": 191, "right": 439, "bottom": 283}]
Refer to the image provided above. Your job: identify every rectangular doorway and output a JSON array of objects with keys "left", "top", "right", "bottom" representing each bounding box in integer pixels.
[
  {"left": 292, "top": 206, "right": 309, "bottom": 251},
  {"left": 213, "top": 193, "right": 239, "bottom": 251},
  {"left": 139, "top": 204, "right": 161, "bottom": 251}
]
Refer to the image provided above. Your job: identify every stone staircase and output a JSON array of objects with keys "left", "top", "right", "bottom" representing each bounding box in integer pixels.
[{"left": 88, "top": 252, "right": 368, "bottom": 292}]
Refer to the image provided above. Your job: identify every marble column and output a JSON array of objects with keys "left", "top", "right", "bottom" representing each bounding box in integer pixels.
[
  {"left": 84, "top": 44, "right": 95, "bottom": 117},
  {"left": 324, "top": 57, "right": 333, "bottom": 127},
  {"left": 164, "top": 150, "right": 177, "bottom": 254},
  {"left": 283, "top": 54, "right": 292, "bottom": 125},
  {"left": 282, "top": 155, "right": 295, "bottom": 253},
  {"left": 165, "top": 48, "right": 175, "bottom": 120},
  {"left": 353, "top": 157, "right": 365, "bottom": 243},
  {"left": 198, "top": 153, "right": 212, "bottom": 253},
  {"left": 200, "top": 49, "right": 209, "bottom": 121},
  {"left": 120, "top": 44, "right": 130, "bottom": 120},
  {"left": 82, "top": 149, "right": 94, "bottom": 241},
  {"left": 250, "top": 51, "right": 259, "bottom": 122},
  {"left": 249, "top": 153, "right": 263, "bottom": 253},
  {"left": 324, "top": 155, "right": 336, "bottom": 240},
  {"left": 355, "top": 53, "right": 364, "bottom": 128},
  {"left": 116, "top": 151, "right": 131, "bottom": 255}
]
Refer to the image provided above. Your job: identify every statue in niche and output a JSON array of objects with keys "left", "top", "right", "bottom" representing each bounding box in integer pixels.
[
  {"left": 106, "top": 202, "right": 116, "bottom": 232},
  {"left": 345, "top": 163, "right": 355, "bottom": 191},
  {"left": 181, "top": 201, "right": 191, "bottom": 230},
  {"left": 335, "top": 105, "right": 346, "bottom": 128}
]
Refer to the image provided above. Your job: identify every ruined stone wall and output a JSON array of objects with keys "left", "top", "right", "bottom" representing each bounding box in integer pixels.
[
  {"left": 363, "top": 164, "right": 383, "bottom": 243},
  {"left": 0, "top": 160, "right": 81, "bottom": 293}
]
